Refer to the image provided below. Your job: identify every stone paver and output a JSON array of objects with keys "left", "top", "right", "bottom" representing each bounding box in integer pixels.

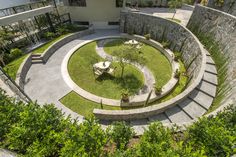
[
  {"left": 139, "top": 4, "right": 194, "bottom": 26},
  {"left": 148, "top": 113, "right": 171, "bottom": 123}
]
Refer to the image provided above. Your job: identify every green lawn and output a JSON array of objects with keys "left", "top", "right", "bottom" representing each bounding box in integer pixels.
[
  {"left": 32, "top": 34, "right": 70, "bottom": 54},
  {"left": 166, "top": 18, "right": 181, "bottom": 23},
  {"left": 104, "top": 39, "right": 172, "bottom": 87},
  {"left": 60, "top": 91, "right": 120, "bottom": 118},
  {"left": 68, "top": 42, "right": 144, "bottom": 99},
  {"left": 3, "top": 55, "right": 29, "bottom": 80}
]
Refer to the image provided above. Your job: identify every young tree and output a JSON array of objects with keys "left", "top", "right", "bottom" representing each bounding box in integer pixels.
[
  {"left": 113, "top": 44, "right": 145, "bottom": 78},
  {"left": 168, "top": 0, "right": 183, "bottom": 19},
  {"left": 109, "top": 121, "right": 135, "bottom": 150}
]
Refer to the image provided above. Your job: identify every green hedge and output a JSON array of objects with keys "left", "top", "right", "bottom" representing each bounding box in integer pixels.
[{"left": 0, "top": 89, "right": 235, "bottom": 156}]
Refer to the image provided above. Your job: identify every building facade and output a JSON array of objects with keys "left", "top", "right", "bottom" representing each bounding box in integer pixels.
[{"left": 60, "top": 0, "right": 123, "bottom": 28}]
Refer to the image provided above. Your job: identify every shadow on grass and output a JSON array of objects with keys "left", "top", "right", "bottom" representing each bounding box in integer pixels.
[{"left": 95, "top": 73, "right": 143, "bottom": 94}]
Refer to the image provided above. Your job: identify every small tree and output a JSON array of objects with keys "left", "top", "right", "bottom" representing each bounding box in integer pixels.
[
  {"left": 113, "top": 45, "right": 146, "bottom": 78},
  {"left": 109, "top": 121, "right": 135, "bottom": 150},
  {"left": 168, "top": 0, "right": 183, "bottom": 19}
]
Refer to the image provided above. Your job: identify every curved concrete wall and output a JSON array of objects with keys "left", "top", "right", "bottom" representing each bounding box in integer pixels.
[
  {"left": 93, "top": 12, "right": 206, "bottom": 120},
  {"left": 187, "top": 4, "right": 236, "bottom": 106},
  {"left": 120, "top": 11, "right": 202, "bottom": 81},
  {"left": 15, "top": 54, "right": 32, "bottom": 90},
  {"left": 41, "top": 28, "right": 94, "bottom": 63}
]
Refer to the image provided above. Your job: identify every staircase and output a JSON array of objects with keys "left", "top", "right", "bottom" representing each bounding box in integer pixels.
[
  {"left": 31, "top": 54, "right": 44, "bottom": 64},
  {"left": 100, "top": 51, "right": 218, "bottom": 135}
]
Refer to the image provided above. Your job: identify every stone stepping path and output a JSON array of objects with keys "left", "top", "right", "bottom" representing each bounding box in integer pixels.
[
  {"left": 99, "top": 50, "right": 218, "bottom": 135},
  {"left": 96, "top": 39, "right": 155, "bottom": 94}
]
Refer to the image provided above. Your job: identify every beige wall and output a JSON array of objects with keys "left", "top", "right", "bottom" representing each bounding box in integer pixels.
[{"left": 58, "top": 0, "right": 121, "bottom": 27}]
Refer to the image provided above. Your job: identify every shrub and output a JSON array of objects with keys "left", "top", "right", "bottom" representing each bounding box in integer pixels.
[
  {"left": 161, "top": 41, "right": 170, "bottom": 49},
  {"left": 8, "top": 48, "right": 23, "bottom": 61},
  {"left": 144, "top": 34, "right": 151, "bottom": 40},
  {"left": 109, "top": 121, "right": 135, "bottom": 150},
  {"left": 121, "top": 90, "right": 130, "bottom": 102},
  {"left": 154, "top": 84, "right": 162, "bottom": 95},
  {"left": 43, "top": 32, "right": 56, "bottom": 40},
  {"left": 147, "top": 0, "right": 154, "bottom": 7},
  {"left": 174, "top": 51, "right": 181, "bottom": 61}
]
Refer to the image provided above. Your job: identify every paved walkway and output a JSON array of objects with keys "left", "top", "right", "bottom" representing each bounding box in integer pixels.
[
  {"left": 139, "top": 4, "right": 194, "bottom": 26},
  {"left": 96, "top": 39, "right": 155, "bottom": 94},
  {"left": 24, "top": 30, "right": 120, "bottom": 121},
  {"left": 0, "top": 79, "right": 16, "bottom": 97}
]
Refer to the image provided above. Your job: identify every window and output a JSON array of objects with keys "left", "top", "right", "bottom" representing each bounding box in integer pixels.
[
  {"left": 68, "top": 0, "right": 86, "bottom": 7},
  {"left": 116, "top": 0, "right": 123, "bottom": 7}
]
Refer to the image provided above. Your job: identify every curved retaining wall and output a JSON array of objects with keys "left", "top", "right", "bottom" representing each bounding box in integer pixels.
[
  {"left": 15, "top": 55, "right": 32, "bottom": 89},
  {"left": 41, "top": 28, "right": 94, "bottom": 63},
  {"left": 187, "top": 5, "right": 236, "bottom": 107},
  {"left": 15, "top": 28, "right": 94, "bottom": 90},
  {"left": 93, "top": 12, "right": 206, "bottom": 120}
]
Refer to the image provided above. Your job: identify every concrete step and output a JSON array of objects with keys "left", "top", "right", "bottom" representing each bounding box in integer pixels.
[
  {"left": 165, "top": 106, "right": 193, "bottom": 123},
  {"left": 188, "top": 89, "right": 213, "bottom": 110},
  {"left": 31, "top": 53, "right": 41, "bottom": 57},
  {"left": 197, "top": 80, "right": 217, "bottom": 97},
  {"left": 203, "top": 71, "right": 218, "bottom": 85},
  {"left": 206, "top": 55, "right": 215, "bottom": 65},
  {"left": 32, "top": 56, "right": 42, "bottom": 60},
  {"left": 32, "top": 60, "right": 44, "bottom": 64},
  {"left": 179, "top": 98, "right": 207, "bottom": 119},
  {"left": 205, "top": 63, "right": 217, "bottom": 74}
]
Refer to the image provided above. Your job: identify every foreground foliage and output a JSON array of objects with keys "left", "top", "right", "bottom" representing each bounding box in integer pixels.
[{"left": 0, "top": 89, "right": 235, "bottom": 156}]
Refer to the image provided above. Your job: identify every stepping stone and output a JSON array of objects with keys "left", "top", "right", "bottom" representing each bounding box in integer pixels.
[
  {"left": 188, "top": 89, "right": 213, "bottom": 110},
  {"left": 203, "top": 72, "right": 218, "bottom": 85},
  {"left": 165, "top": 106, "right": 192, "bottom": 123},
  {"left": 148, "top": 113, "right": 171, "bottom": 123},
  {"left": 198, "top": 80, "right": 217, "bottom": 97},
  {"left": 206, "top": 55, "right": 215, "bottom": 65},
  {"left": 179, "top": 98, "right": 207, "bottom": 119},
  {"left": 205, "top": 64, "right": 217, "bottom": 74}
]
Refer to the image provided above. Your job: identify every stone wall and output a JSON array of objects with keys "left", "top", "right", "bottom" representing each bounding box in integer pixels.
[
  {"left": 207, "top": 0, "right": 236, "bottom": 16},
  {"left": 42, "top": 28, "right": 94, "bottom": 63},
  {"left": 120, "top": 11, "right": 203, "bottom": 80},
  {"left": 187, "top": 4, "right": 236, "bottom": 105}
]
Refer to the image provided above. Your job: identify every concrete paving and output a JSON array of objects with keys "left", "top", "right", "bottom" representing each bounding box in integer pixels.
[
  {"left": 0, "top": 79, "right": 16, "bottom": 97},
  {"left": 24, "top": 29, "right": 120, "bottom": 121},
  {"left": 139, "top": 4, "right": 194, "bottom": 26},
  {"left": 0, "top": 149, "right": 16, "bottom": 157}
]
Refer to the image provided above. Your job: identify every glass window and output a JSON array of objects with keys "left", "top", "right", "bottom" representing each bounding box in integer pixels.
[{"left": 68, "top": 0, "right": 86, "bottom": 7}]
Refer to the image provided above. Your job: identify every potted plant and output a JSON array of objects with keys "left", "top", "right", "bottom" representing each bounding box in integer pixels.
[
  {"left": 154, "top": 84, "right": 162, "bottom": 95},
  {"left": 174, "top": 69, "right": 180, "bottom": 79},
  {"left": 144, "top": 34, "right": 151, "bottom": 40},
  {"left": 161, "top": 41, "right": 170, "bottom": 49},
  {"left": 121, "top": 90, "right": 130, "bottom": 102}
]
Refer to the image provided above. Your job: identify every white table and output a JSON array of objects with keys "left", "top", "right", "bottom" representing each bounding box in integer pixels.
[
  {"left": 124, "top": 39, "right": 139, "bottom": 45},
  {"left": 93, "top": 61, "right": 111, "bottom": 70}
]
